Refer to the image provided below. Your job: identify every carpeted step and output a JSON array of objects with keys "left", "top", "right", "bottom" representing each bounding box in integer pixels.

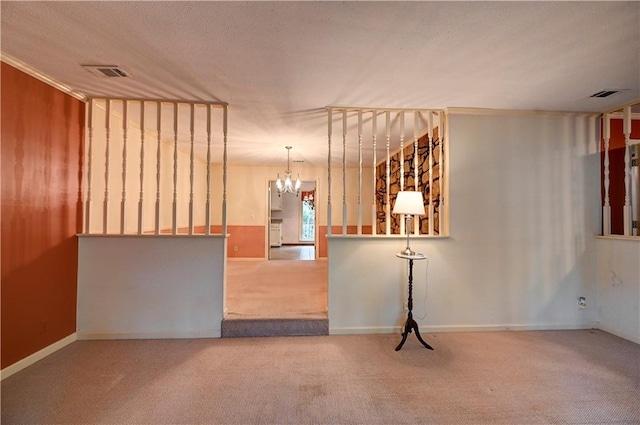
[{"left": 221, "top": 318, "right": 328, "bottom": 338}]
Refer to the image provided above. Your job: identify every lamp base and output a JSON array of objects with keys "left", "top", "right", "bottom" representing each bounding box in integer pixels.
[{"left": 396, "top": 249, "right": 426, "bottom": 260}]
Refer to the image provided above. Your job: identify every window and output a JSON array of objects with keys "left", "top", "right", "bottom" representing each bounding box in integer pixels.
[{"left": 301, "top": 191, "right": 315, "bottom": 242}]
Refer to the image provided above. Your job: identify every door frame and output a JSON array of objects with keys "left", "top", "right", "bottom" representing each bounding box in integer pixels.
[{"left": 265, "top": 179, "right": 318, "bottom": 260}]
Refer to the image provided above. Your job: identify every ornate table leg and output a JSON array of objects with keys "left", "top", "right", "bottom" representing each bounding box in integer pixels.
[{"left": 395, "top": 259, "right": 434, "bottom": 351}]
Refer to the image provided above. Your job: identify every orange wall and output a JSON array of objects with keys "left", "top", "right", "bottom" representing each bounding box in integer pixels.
[
  {"left": 1, "top": 63, "right": 85, "bottom": 368},
  {"left": 208, "top": 225, "right": 266, "bottom": 258},
  {"left": 318, "top": 225, "right": 373, "bottom": 258},
  {"left": 165, "top": 225, "right": 266, "bottom": 258}
]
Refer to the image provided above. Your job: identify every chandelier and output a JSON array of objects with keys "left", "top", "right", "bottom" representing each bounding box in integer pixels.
[{"left": 276, "top": 146, "right": 301, "bottom": 196}]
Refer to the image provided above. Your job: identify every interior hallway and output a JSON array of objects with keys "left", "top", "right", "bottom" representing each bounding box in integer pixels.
[{"left": 226, "top": 249, "right": 327, "bottom": 319}]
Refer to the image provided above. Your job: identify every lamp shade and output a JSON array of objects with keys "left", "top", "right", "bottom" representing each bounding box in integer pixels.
[{"left": 392, "top": 191, "right": 425, "bottom": 215}]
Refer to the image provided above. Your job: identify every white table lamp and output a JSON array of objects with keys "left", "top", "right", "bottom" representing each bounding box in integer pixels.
[
  {"left": 392, "top": 191, "right": 425, "bottom": 258},
  {"left": 392, "top": 190, "right": 432, "bottom": 351}
]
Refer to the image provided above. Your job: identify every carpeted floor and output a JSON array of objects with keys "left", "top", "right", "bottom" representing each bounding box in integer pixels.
[
  {"left": 226, "top": 259, "right": 327, "bottom": 319},
  {"left": 2, "top": 330, "right": 639, "bottom": 424}
]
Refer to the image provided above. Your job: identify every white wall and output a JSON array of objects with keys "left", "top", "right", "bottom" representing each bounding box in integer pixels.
[
  {"left": 329, "top": 110, "right": 602, "bottom": 334},
  {"left": 596, "top": 237, "right": 640, "bottom": 343},
  {"left": 280, "top": 192, "right": 300, "bottom": 243},
  {"left": 77, "top": 109, "right": 637, "bottom": 342},
  {"left": 328, "top": 237, "right": 407, "bottom": 333},
  {"left": 278, "top": 181, "right": 315, "bottom": 244},
  {"left": 77, "top": 235, "right": 226, "bottom": 339}
]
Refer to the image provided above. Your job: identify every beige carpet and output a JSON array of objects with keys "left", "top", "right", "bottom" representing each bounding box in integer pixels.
[
  {"left": 2, "top": 330, "right": 639, "bottom": 424},
  {"left": 226, "top": 259, "right": 327, "bottom": 319},
  {"left": 221, "top": 318, "right": 328, "bottom": 338}
]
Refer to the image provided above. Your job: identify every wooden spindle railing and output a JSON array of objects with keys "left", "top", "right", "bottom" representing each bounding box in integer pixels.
[
  {"left": 84, "top": 98, "right": 227, "bottom": 236},
  {"left": 326, "top": 106, "right": 447, "bottom": 238}
]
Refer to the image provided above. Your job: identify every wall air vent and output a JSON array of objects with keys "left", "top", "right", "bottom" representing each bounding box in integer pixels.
[
  {"left": 82, "top": 65, "right": 130, "bottom": 78},
  {"left": 590, "top": 90, "right": 619, "bottom": 98}
]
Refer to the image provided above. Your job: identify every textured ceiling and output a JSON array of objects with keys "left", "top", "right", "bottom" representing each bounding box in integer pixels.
[{"left": 2, "top": 1, "right": 639, "bottom": 165}]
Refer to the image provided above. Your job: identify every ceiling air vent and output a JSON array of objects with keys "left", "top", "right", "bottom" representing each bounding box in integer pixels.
[
  {"left": 82, "top": 65, "right": 130, "bottom": 78},
  {"left": 590, "top": 90, "right": 619, "bottom": 98}
]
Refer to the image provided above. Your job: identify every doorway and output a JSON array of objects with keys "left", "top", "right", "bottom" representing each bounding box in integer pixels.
[
  {"left": 224, "top": 180, "right": 326, "bottom": 321},
  {"left": 268, "top": 180, "right": 316, "bottom": 260}
]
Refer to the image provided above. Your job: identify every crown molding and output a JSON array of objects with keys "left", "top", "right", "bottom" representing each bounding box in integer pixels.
[
  {"left": 608, "top": 112, "right": 640, "bottom": 120},
  {"left": 326, "top": 106, "right": 445, "bottom": 114},
  {"left": 603, "top": 98, "right": 640, "bottom": 115},
  {"left": 446, "top": 107, "right": 598, "bottom": 118},
  {"left": 1, "top": 52, "right": 87, "bottom": 101}
]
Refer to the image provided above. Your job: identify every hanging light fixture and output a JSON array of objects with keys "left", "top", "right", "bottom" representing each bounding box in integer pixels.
[{"left": 276, "top": 146, "right": 301, "bottom": 196}]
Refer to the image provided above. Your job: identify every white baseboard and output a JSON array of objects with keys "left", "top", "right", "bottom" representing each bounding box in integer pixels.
[
  {"left": 329, "top": 322, "right": 599, "bottom": 336},
  {"left": 1, "top": 333, "right": 77, "bottom": 381},
  {"left": 596, "top": 323, "right": 640, "bottom": 345},
  {"left": 330, "top": 326, "right": 401, "bottom": 335},
  {"left": 421, "top": 322, "right": 600, "bottom": 333},
  {"left": 77, "top": 329, "right": 221, "bottom": 340}
]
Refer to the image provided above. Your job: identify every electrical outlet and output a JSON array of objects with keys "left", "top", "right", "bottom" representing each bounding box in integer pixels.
[
  {"left": 577, "top": 297, "right": 586, "bottom": 309},
  {"left": 233, "top": 245, "right": 239, "bottom": 252},
  {"left": 403, "top": 301, "right": 408, "bottom": 312}
]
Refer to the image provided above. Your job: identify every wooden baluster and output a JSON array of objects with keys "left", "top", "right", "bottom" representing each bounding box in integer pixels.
[
  {"left": 85, "top": 100, "right": 93, "bottom": 233},
  {"left": 385, "top": 111, "right": 391, "bottom": 235},
  {"left": 155, "top": 102, "right": 162, "bottom": 235},
  {"left": 103, "top": 99, "right": 111, "bottom": 234},
  {"left": 327, "top": 108, "right": 332, "bottom": 237},
  {"left": 357, "top": 110, "right": 362, "bottom": 235},
  {"left": 437, "top": 111, "right": 445, "bottom": 235},
  {"left": 120, "top": 100, "right": 128, "bottom": 234},
  {"left": 413, "top": 111, "right": 420, "bottom": 236},
  {"left": 189, "top": 103, "right": 195, "bottom": 235},
  {"left": 342, "top": 110, "right": 347, "bottom": 235},
  {"left": 205, "top": 104, "right": 212, "bottom": 236},
  {"left": 428, "top": 112, "right": 434, "bottom": 236},
  {"left": 372, "top": 111, "right": 377, "bottom": 235},
  {"left": 222, "top": 105, "right": 228, "bottom": 236},
  {"left": 172, "top": 102, "right": 178, "bottom": 235},
  {"left": 138, "top": 101, "right": 145, "bottom": 234},
  {"left": 399, "top": 111, "right": 405, "bottom": 236},
  {"left": 623, "top": 106, "right": 632, "bottom": 235},
  {"left": 603, "top": 113, "right": 611, "bottom": 235}
]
